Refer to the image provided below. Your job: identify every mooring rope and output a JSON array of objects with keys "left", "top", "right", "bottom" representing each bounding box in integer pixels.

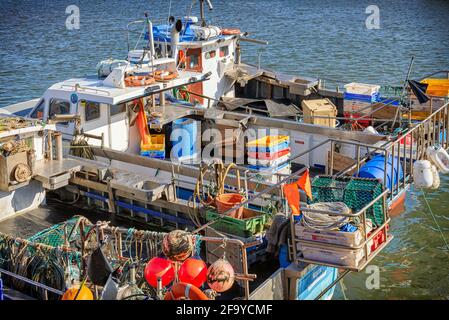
[{"left": 420, "top": 188, "right": 449, "bottom": 251}]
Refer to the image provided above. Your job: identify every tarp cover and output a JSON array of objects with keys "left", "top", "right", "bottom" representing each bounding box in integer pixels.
[{"left": 219, "top": 97, "right": 300, "bottom": 117}]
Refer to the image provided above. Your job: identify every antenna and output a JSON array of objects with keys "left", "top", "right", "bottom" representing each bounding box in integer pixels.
[{"left": 198, "top": 0, "right": 213, "bottom": 27}]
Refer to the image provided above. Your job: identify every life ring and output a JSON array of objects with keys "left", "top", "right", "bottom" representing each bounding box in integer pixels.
[
  {"left": 164, "top": 282, "right": 209, "bottom": 300},
  {"left": 124, "top": 75, "right": 155, "bottom": 87},
  {"left": 153, "top": 70, "right": 179, "bottom": 82},
  {"left": 221, "top": 28, "right": 241, "bottom": 35}
]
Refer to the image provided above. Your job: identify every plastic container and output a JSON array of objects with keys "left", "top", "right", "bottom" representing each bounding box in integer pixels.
[
  {"left": 248, "top": 154, "right": 290, "bottom": 168},
  {"left": 357, "top": 155, "right": 403, "bottom": 190},
  {"left": 344, "top": 82, "right": 380, "bottom": 96},
  {"left": 141, "top": 134, "right": 165, "bottom": 151},
  {"left": 171, "top": 118, "right": 199, "bottom": 163},
  {"left": 247, "top": 147, "right": 290, "bottom": 161},
  {"left": 247, "top": 135, "right": 290, "bottom": 153},
  {"left": 206, "top": 208, "right": 268, "bottom": 238},
  {"left": 301, "top": 98, "right": 337, "bottom": 127},
  {"left": 344, "top": 92, "right": 380, "bottom": 103},
  {"left": 215, "top": 193, "right": 246, "bottom": 218},
  {"left": 421, "top": 78, "right": 449, "bottom": 97}
]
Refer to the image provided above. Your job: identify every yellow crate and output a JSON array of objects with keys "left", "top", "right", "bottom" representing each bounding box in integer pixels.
[
  {"left": 247, "top": 135, "right": 289, "bottom": 148},
  {"left": 422, "top": 78, "right": 449, "bottom": 97},
  {"left": 141, "top": 134, "right": 165, "bottom": 151}
]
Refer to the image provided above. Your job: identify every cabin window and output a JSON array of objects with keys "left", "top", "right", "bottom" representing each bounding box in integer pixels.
[
  {"left": 83, "top": 101, "right": 101, "bottom": 122},
  {"left": 111, "top": 103, "right": 126, "bottom": 116},
  {"left": 219, "top": 46, "right": 229, "bottom": 58},
  {"left": 29, "top": 99, "right": 45, "bottom": 119},
  {"left": 205, "top": 50, "right": 216, "bottom": 59},
  {"left": 49, "top": 99, "right": 70, "bottom": 118},
  {"left": 188, "top": 53, "right": 199, "bottom": 69}
]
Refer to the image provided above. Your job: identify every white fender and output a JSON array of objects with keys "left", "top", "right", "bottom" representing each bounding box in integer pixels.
[
  {"left": 413, "top": 160, "right": 434, "bottom": 188},
  {"left": 427, "top": 146, "right": 449, "bottom": 174},
  {"left": 431, "top": 165, "right": 440, "bottom": 189}
]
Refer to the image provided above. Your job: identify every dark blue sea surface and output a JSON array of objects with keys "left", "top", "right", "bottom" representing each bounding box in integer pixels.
[{"left": 0, "top": 0, "right": 448, "bottom": 299}]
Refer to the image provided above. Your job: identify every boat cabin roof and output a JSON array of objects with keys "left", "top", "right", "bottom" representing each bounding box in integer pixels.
[{"left": 45, "top": 69, "right": 207, "bottom": 106}]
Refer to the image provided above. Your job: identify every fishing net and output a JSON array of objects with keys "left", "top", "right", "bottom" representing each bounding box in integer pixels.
[
  {"left": 27, "top": 216, "right": 94, "bottom": 249},
  {"left": 309, "top": 176, "right": 385, "bottom": 226}
]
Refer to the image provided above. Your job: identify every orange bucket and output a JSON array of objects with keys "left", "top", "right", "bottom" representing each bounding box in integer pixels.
[{"left": 215, "top": 193, "right": 246, "bottom": 219}]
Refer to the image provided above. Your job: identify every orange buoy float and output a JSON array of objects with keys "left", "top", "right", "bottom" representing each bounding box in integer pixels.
[
  {"left": 178, "top": 257, "right": 208, "bottom": 288},
  {"left": 61, "top": 285, "right": 94, "bottom": 300},
  {"left": 221, "top": 28, "right": 241, "bottom": 36},
  {"left": 164, "top": 282, "right": 209, "bottom": 300},
  {"left": 124, "top": 75, "right": 155, "bottom": 87},
  {"left": 207, "top": 259, "right": 235, "bottom": 293},
  {"left": 153, "top": 70, "right": 178, "bottom": 82},
  {"left": 144, "top": 257, "right": 175, "bottom": 288}
]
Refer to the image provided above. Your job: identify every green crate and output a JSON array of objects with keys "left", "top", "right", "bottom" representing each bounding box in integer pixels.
[{"left": 206, "top": 208, "right": 269, "bottom": 238}]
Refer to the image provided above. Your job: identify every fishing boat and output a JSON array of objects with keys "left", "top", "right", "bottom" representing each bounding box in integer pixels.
[{"left": 1, "top": 1, "right": 448, "bottom": 301}]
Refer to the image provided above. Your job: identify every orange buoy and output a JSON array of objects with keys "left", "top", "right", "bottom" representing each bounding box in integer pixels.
[
  {"left": 164, "top": 282, "right": 209, "bottom": 300},
  {"left": 153, "top": 70, "right": 178, "bottom": 82},
  {"left": 124, "top": 75, "right": 156, "bottom": 87},
  {"left": 144, "top": 257, "right": 175, "bottom": 288},
  {"left": 178, "top": 257, "right": 208, "bottom": 288},
  {"left": 221, "top": 28, "right": 241, "bottom": 35},
  {"left": 61, "top": 285, "right": 94, "bottom": 300}
]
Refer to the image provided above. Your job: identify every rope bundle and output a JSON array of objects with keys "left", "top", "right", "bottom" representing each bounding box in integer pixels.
[{"left": 302, "top": 202, "right": 351, "bottom": 231}]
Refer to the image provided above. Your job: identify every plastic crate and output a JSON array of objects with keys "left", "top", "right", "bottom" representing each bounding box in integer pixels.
[
  {"left": 344, "top": 92, "right": 380, "bottom": 103},
  {"left": 140, "top": 150, "right": 165, "bottom": 159},
  {"left": 141, "top": 134, "right": 165, "bottom": 151},
  {"left": 344, "top": 83, "right": 380, "bottom": 96},
  {"left": 247, "top": 135, "right": 290, "bottom": 153},
  {"left": 206, "top": 208, "right": 269, "bottom": 238}
]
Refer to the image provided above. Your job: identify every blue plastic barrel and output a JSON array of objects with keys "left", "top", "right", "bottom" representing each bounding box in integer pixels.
[
  {"left": 171, "top": 118, "right": 198, "bottom": 161},
  {"left": 357, "top": 155, "right": 403, "bottom": 190}
]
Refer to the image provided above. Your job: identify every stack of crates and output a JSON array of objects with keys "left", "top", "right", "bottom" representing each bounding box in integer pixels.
[
  {"left": 247, "top": 135, "right": 291, "bottom": 184},
  {"left": 140, "top": 134, "right": 165, "bottom": 159},
  {"left": 344, "top": 82, "right": 381, "bottom": 127}
]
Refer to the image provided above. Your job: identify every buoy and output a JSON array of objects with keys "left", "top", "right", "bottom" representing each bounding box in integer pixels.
[
  {"left": 61, "top": 285, "right": 94, "bottom": 300},
  {"left": 164, "top": 282, "right": 209, "bottom": 300},
  {"left": 178, "top": 257, "right": 208, "bottom": 288},
  {"left": 162, "top": 230, "right": 194, "bottom": 262},
  {"left": 221, "top": 28, "right": 241, "bottom": 35},
  {"left": 413, "top": 160, "right": 434, "bottom": 188},
  {"left": 144, "top": 257, "right": 175, "bottom": 288},
  {"left": 431, "top": 165, "right": 440, "bottom": 189},
  {"left": 206, "top": 259, "right": 235, "bottom": 293},
  {"left": 427, "top": 146, "right": 449, "bottom": 174}
]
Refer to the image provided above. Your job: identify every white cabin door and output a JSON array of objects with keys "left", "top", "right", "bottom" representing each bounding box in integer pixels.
[
  {"left": 79, "top": 101, "right": 110, "bottom": 148},
  {"left": 109, "top": 103, "right": 129, "bottom": 151}
]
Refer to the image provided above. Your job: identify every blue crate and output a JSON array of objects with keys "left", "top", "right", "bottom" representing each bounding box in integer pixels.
[
  {"left": 140, "top": 150, "right": 165, "bottom": 159},
  {"left": 344, "top": 92, "right": 380, "bottom": 103}
]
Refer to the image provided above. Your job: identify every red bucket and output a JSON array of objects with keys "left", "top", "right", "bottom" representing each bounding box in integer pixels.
[{"left": 215, "top": 193, "right": 246, "bottom": 219}]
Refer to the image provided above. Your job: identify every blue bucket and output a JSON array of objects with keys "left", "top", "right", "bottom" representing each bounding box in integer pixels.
[
  {"left": 357, "top": 155, "right": 403, "bottom": 190},
  {"left": 171, "top": 118, "right": 198, "bottom": 161}
]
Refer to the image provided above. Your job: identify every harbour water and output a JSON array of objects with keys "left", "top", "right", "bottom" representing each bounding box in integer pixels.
[{"left": 0, "top": 0, "right": 448, "bottom": 299}]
